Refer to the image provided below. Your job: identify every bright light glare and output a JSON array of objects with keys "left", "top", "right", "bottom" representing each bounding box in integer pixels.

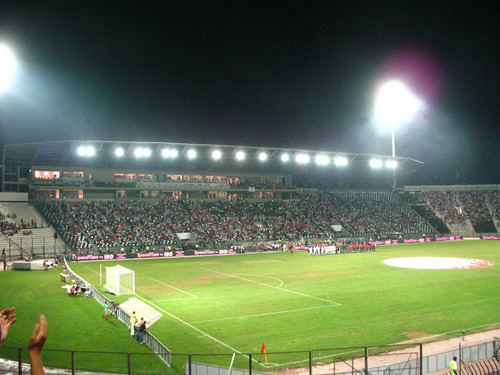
[
  {"left": 374, "top": 80, "right": 422, "bottom": 126},
  {"left": 386, "top": 160, "right": 398, "bottom": 169},
  {"left": 115, "top": 148, "right": 124, "bottom": 157},
  {"left": 295, "top": 153, "right": 310, "bottom": 164},
  {"left": 370, "top": 159, "right": 383, "bottom": 169},
  {"left": 212, "top": 150, "right": 222, "bottom": 160},
  {"left": 334, "top": 156, "right": 348, "bottom": 166},
  {"left": 235, "top": 151, "right": 245, "bottom": 161},
  {"left": 134, "top": 148, "right": 143, "bottom": 158},
  {"left": 134, "top": 147, "right": 151, "bottom": 158},
  {"left": 161, "top": 148, "right": 178, "bottom": 158},
  {"left": 258, "top": 152, "right": 268, "bottom": 161},
  {"left": 77, "top": 145, "right": 95, "bottom": 157},
  {"left": 315, "top": 154, "right": 329, "bottom": 166},
  {"left": 281, "top": 153, "right": 290, "bottom": 162},
  {"left": 187, "top": 149, "right": 197, "bottom": 159},
  {"left": 0, "top": 44, "right": 17, "bottom": 92}
]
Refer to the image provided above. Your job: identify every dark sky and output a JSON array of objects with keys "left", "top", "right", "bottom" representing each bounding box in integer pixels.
[{"left": 0, "top": 0, "right": 498, "bottom": 185}]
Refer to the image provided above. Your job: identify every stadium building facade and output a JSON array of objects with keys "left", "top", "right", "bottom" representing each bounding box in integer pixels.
[{"left": 1, "top": 140, "right": 423, "bottom": 198}]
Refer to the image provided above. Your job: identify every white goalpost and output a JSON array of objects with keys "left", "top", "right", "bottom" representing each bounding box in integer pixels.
[{"left": 103, "top": 265, "right": 135, "bottom": 295}]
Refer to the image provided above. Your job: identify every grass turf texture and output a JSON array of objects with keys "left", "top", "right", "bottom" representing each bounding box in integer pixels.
[{"left": 1, "top": 240, "right": 499, "bottom": 373}]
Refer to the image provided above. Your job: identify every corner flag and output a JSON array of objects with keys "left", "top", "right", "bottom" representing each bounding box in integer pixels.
[{"left": 261, "top": 342, "right": 268, "bottom": 367}]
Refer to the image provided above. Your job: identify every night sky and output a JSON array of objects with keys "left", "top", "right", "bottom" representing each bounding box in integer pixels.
[{"left": 0, "top": 1, "right": 498, "bottom": 185}]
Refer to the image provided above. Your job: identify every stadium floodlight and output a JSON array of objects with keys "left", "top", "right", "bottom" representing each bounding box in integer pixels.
[
  {"left": 235, "top": 150, "right": 245, "bottom": 161},
  {"left": 114, "top": 147, "right": 124, "bottom": 158},
  {"left": 258, "top": 152, "right": 268, "bottom": 161},
  {"left": 386, "top": 160, "right": 398, "bottom": 169},
  {"left": 134, "top": 147, "right": 151, "bottom": 158},
  {"left": 334, "top": 156, "right": 348, "bottom": 167},
  {"left": 187, "top": 149, "right": 197, "bottom": 159},
  {"left": 315, "top": 154, "right": 329, "bottom": 166},
  {"left": 374, "top": 80, "right": 422, "bottom": 157},
  {"left": 295, "top": 153, "right": 310, "bottom": 165},
  {"left": 281, "top": 153, "right": 290, "bottom": 162},
  {"left": 134, "top": 148, "right": 143, "bottom": 158},
  {"left": 77, "top": 145, "right": 95, "bottom": 157},
  {"left": 212, "top": 150, "right": 222, "bottom": 160},
  {"left": 0, "top": 44, "right": 17, "bottom": 93},
  {"left": 161, "top": 148, "right": 178, "bottom": 159},
  {"left": 370, "top": 158, "right": 383, "bottom": 169}
]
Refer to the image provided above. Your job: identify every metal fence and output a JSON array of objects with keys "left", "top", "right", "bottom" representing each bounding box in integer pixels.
[
  {"left": 183, "top": 341, "right": 499, "bottom": 375},
  {"left": 1, "top": 339, "right": 498, "bottom": 375},
  {"left": 61, "top": 257, "right": 172, "bottom": 367},
  {"left": 1, "top": 234, "right": 67, "bottom": 261}
]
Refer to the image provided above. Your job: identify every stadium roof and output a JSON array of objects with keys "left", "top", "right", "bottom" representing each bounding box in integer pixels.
[{"left": 1, "top": 140, "right": 424, "bottom": 176}]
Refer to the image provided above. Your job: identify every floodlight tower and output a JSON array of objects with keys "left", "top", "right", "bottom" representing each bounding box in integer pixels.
[
  {"left": 0, "top": 43, "right": 17, "bottom": 192},
  {"left": 374, "top": 80, "right": 421, "bottom": 188},
  {"left": 0, "top": 44, "right": 17, "bottom": 93}
]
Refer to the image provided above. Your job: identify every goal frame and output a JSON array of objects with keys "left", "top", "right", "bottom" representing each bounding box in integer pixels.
[{"left": 103, "top": 264, "right": 135, "bottom": 296}]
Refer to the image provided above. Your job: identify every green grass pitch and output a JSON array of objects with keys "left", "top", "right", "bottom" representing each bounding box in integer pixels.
[{"left": 1, "top": 240, "right": 499, "bottom": 373}]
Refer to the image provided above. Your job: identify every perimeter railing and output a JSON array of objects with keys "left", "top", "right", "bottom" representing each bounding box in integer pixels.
[{"left": 1, "top": 339, "right": 498, "bottom": 375}]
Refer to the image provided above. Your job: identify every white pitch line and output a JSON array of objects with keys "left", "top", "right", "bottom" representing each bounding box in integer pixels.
[
  {"left": 81, "top": 264, "right": 100, "bottom": 275},
  {"left": 190, "top": 304, "right": 337, "bottom": 324},
  {"left": 148, "top": 276, "right": 199, "bottom": 298},
  {"left": 132, "top": 293, "right": 266, "bottom": 367},
  {"left": 194, "top": 266, "right": 341, "bottom": 306},
  {"left": 238, "top": 273, "right": 284, "bottom": 288}
]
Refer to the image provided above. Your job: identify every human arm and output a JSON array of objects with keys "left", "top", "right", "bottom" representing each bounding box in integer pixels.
[
  {"left": 28, "top": 314, "right": 47, "bottom": 375},
  {"left": 0, "top": 307, "right": 17, "bottom": 346}
]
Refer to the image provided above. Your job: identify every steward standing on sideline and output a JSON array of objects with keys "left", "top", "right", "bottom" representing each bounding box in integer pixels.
[
  {"left": 449, "top": 356, "right": 458, "bottom": 375},
  {"left": 129, "top": 311, "right": 137, "bottom": 335}
]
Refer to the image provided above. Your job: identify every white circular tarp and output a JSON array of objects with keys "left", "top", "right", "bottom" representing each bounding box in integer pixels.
[{"left": 383, "top": 257, "right": 493, "bottom": 270}]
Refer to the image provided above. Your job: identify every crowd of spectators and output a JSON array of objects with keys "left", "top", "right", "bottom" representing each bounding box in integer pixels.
[
  {"left": 457, "top": 191, "right": 492, "bottom": 225},
  {"left": 412, "top": 191, "right": 498, "bottom": 227},
  {"left": 34, "top": 191, "right": 440, "bottom": 251},
  {"left": 32, "top": 190, "right": 499, "bottom": 252},
  {"left": 415, "top": 191, "right": 467, "bottom": 225},
  {"left": 37, "top": 202, "right": 92, "bottom": 250},
  {"left": 0, "top": 211, "right": 37, "bottom": 236},
  {"left": 489, "top": 192, "right": 500, "bottom": 222}
]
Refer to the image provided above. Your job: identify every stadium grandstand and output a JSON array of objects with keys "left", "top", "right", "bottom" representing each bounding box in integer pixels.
[{"left": 0, "top": 141, "right": 498, "bottom": 261}]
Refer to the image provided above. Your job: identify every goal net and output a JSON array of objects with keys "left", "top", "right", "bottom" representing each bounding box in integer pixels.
[{"left": 104, "top": 265, "right": 135, "bottom": 296}]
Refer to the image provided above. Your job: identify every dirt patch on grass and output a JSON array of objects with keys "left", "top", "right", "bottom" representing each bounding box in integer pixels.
[
  {"left": 183, "top": 274, "right": 221, "bottom": 285},
  {"left": 296, "top": 273, "right": 326, "bottom": 279},
  {"left": 403, "top": 331, "right": 431, "bottom": 340}
]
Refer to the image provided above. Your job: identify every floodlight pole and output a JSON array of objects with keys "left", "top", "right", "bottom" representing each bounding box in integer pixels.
[
  {"left": 391, "top": 124, "right": 397, "bottom": 191},
  {"left": 391, "top": 124, "right": 396, "bottom": 158}
]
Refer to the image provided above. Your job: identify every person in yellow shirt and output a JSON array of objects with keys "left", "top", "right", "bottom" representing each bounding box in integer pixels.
[
  {"left": 129, "top": 311, "right": 137, "bottom": 335},
  {"left": 449, "top": 356, "right": 458, "bottom": 375}
]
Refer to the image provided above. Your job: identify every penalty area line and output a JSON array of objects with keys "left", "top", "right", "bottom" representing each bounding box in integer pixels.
[
  {"left": 147, "top": 276, "right": 199, "bottom": 299},
  {"left": 191, "top": 304, "right": 338, "bottom": 324},
  {"left": 195, "top": 266, "right": 341, "bottom": 306}
]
